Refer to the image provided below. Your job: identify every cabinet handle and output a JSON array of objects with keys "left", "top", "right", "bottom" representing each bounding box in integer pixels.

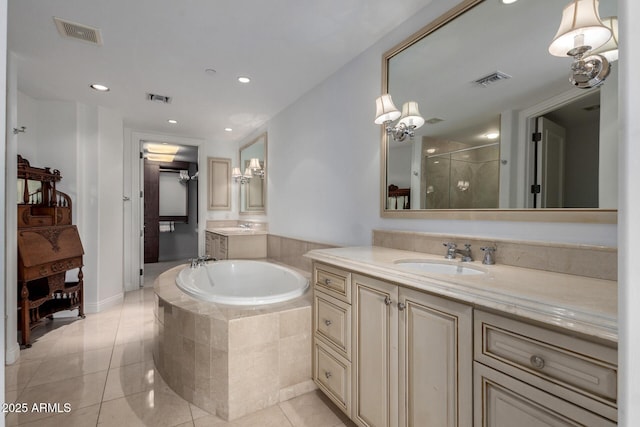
[
  {"left": 397, "top": 302, "right": 406, "bottom": 311},
  {"left": 324, "top": 371, "right": 332, "bottom": 379},
  {"left": 324, "top": 278, "right": 332, "bottom": 285},
  {"left": 324, "top": 319, "right": 332, "bottom": 327},
  {"left": 530, "top": 355, "right": 545, "bottom": 370},
  {"left": 384, "top": 296, "right": 392, "bottom": 306}
]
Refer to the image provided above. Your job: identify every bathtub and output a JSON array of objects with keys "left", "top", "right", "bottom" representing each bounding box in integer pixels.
[{"left": 176, "top": 260, "right": 309, "bottom": 305}]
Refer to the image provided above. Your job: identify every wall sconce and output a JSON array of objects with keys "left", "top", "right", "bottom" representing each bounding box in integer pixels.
[
  {"left": 232, "top": 167, "right": 253, "bottom": 184},
  {"left": 548, "top": 0, "right": 613, "bottom": 89},
  {"left": 374, "top": 94, "right": 425, "bottom": 142},
  {"left": 248, "top": 158, "right": 265, "bottom": 178}
]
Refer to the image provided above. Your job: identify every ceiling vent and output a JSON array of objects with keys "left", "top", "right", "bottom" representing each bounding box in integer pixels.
[
  {"left": 473, "top": 71, "right": 512, "bottom": 87},
  {"left": 53, "top": 17, "right": 102, "bottom": 45},
  {"left": 425, "top": 117, "right": 444, "bottom": 125},
  {"left": 146, "top": 93, "right": 172, "bottom": 104}
]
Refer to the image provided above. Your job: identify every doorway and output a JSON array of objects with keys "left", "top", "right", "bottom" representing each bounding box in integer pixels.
[{"left": 142, "top": 142, "right": 199, "bottom": 263}]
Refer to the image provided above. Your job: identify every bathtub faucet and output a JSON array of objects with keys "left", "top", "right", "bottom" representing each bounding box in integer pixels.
[{"left": 190, "top": 255, "right": 216, "bottom": 268}]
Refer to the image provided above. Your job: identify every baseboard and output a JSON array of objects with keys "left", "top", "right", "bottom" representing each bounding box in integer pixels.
[
  {"left": 5, "top": 341, "right": 21, "bottom": 365},
  {"left": 84, "top": 292, "right": 124, "bottom": 314}
]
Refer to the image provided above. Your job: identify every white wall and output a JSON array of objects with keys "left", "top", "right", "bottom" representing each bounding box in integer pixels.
[
  {"left": 619, "top": 1, "right": 640, "bottom": 424},
  {"left": 1, "top": 0, "right": 8, "bottom": 405},
  {"left": 267, "top": 0, "right": 616, "bottom": 247}
]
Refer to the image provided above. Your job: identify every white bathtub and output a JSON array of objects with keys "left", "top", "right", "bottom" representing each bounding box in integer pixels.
[{"left": 176, "top": 260, "right": 309, "bottom": 305}]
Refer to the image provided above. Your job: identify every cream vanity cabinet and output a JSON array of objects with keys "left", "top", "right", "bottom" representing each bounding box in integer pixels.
[
  {"left": 473, "top": 310, "right": 617, "bottom": 426},
  {"left": 204, "top": 230, "right": 266, "bottom": 260},
  {"left": 312, "top": 263, "right": 473, "bottom": 427}
]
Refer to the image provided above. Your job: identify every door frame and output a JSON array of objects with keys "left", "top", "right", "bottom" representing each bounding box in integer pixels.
[
  {"left": 124, "top": 131, "right": 205, "bottom": 291},
  {"left": 516, "top": 88, "right": 596, "bottom": 208}
]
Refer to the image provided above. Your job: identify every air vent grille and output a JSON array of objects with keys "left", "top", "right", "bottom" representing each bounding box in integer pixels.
[
  {"left": 425, "top": 117, "right": 444, "bottom": 125},
  {"left": 147, "top": 93, "right": 172, "bottom": 104},
  {"left": 473, "top": 71, "right": 512, "bottom": 87},
  {"left": 53, "top": 17, "right": 102, "bottom": 45}
]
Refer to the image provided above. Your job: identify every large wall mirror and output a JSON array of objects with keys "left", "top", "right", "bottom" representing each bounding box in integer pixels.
[
  {"left": 239, "top": 133, "right": 267, "bottom": 214},
  {"left": 381, "top": 0, "right": 617, "bottom": 223}
]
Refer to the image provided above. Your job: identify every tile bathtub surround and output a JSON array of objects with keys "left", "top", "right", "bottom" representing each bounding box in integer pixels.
[
  {"left": 5, "top": 260, "right": 354, "bottom": 427},
  {"left": 372, "top": 229, "right": 617, "bottom": 281},
  {"left": 267, "top": 235, "right": 336, "bottom": 272},
  {"left": 154, "top": 265, "right": 318, "bottom": 421}
]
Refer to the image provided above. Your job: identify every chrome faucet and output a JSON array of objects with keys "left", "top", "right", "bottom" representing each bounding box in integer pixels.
[
  {"left": 238, "top": 222, "right": 252, "bottom": 229},
  {"left": 443, "top": 242, "right": 473, "bottom": 262},
  {"left": 480, "top": 246, "right": 497, "bottom": 265},
  {"left": 190, "top": 255, "right": 215, "bottom": 268}
]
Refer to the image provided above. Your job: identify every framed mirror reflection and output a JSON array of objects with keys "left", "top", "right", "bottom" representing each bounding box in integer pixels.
[
  {"left": 380, "top": 0, "right": 617, "bottom": 223},
  {"left": 238, "top": 133, "right": 267, "bottom": 215}
]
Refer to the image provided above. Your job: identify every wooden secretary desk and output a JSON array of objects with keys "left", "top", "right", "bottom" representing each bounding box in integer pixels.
[{"left": 17, "top": 155, "right": 85, "bottom": 347}]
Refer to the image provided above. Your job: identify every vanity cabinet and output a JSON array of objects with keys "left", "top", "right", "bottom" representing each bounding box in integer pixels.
[
  {"left": 473, "top": 310, "right": 617, "bottom": 426},
  {"left": 205, "top": 230, "right": 266, "bottom": 260},
  {"left": 312, "top": 263, "right": 472, "bottom": 427}
]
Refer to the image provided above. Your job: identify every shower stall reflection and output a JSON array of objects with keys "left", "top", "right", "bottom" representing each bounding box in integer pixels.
[{"left": 422, "top": 143, "right": 499, "bottom": 209}]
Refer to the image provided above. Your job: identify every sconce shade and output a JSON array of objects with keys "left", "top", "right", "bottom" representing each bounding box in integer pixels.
[
  {"left": 231, "top": 167, "right": 242, "bottom": 178},
  {"left": 398, "top": 101, "right": 425, "bottom": 129},
  {"left": 374, "top": 94, "right": 401, "bottom": 124},
  {"left": 249, "top": 158, "right": 262, "bottom": 170},
  {"left": 591, "top": 16, "right": 618, "bottom": 62},
  {"left": 243, "top": 168, "right": 253, "bottom": 179},
  {"left": 549, "top": 0, "right": 611, "bottom": 57}
]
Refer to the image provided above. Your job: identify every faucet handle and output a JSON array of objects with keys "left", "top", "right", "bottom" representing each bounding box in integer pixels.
[
  {"left": 480, "top": 246, "right": 497, "bottom": 265},
  {"left": 443, "top": 242, "right": 457, "bottom": 259},
  {"left": 443, "top": 242, "right": 457, "bottom": 249}
]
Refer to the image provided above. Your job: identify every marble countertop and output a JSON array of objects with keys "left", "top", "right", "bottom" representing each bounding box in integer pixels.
[
  {"left": 305, "top": 246, "right": 618, "bottom": 343},
  {"left": 206, "top": 227, "right": 268, "bottom": 236}
]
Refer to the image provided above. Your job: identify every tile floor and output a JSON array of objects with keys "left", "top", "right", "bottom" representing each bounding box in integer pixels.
[{"left": 5, "top": 261, "right": 354, "bottom": 427}]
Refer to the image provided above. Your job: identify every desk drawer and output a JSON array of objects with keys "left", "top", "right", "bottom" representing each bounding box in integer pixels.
[
  {"left": 314, "top": 264, "right": 351, "bottom": 302},
  {"left": 475, "top": 310, "right": 617, "bottom": 404},
  {"left": 314, "top": 291, "right": 351, "bottom": 357}
]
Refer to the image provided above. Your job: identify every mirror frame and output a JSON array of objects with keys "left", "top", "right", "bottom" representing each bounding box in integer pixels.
[
  {"left": 239, "top": 132, "right": 267, "bottom": 215},
  {"left": 380, "top": 0, "right": 617, "bottom": 224}
]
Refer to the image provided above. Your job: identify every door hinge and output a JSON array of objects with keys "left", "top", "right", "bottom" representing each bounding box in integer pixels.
[
  {"left": 140, "top": 190, "right": 143, "bottom": 198},
  {"left": 140, "top": 268, "right": 143, "bottom": 276},
  {"left": 531, "top": 184, "right": 541, "bottom": 194},
  {"left": 140, "top": 151, "right": 143, "bottom": 159},
  {"left": 532, "top": 132, "right": 542, "bottom": 142}
]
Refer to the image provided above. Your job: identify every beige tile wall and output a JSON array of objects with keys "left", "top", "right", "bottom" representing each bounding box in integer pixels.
[
  {"left": 372, "top": 229, "right": 617, "bottom": 281},
  {"left": 267, "top": 235, "right": 336, "bottom": 272},
  {"left": 154, "top": 295, "right": 314, "bottom": 421}
]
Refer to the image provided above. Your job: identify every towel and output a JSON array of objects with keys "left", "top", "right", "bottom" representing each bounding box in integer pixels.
[{"left": 159, "top": 221, "right": 175, "bottom": 232}]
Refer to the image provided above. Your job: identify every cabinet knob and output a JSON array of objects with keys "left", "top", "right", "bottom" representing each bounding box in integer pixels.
[
  {"left": 324, "top": 319, "right": 332, "bottom": 327},
  {"left": 530, "top": 355, "right": 545, "bottom": 369},
  {"left": 324, "top": 371, "right": 332, "bottom": 379},
  {"left": 324, "top": 278, "right": 332, "bottom": 285},
  {"left": 397, "top": 302, "right": 406, "bottom": 311},
  {"left": 384, "top": 295, "right": 393, "bottom": 306}
]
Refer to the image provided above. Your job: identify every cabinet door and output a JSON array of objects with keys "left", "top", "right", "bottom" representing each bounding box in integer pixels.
[
  {"left": 353, "top": 275, "right": 398, "bottom": 427},
  {"left": 474, "top": 362, "right": 616, "bottom": 427},
  {"left": 399, "top": 288, "right": 472, "bottom": 427}
]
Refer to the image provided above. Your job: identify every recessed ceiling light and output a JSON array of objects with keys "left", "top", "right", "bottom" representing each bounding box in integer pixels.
[
  {"left": 90, "top": 83, "right": 109, "bottom": 92},
  {"left": 501, "top": 0, "right": 518, "bottom": 4},
  {"left": 237, "top": 76, "right": 251, "bottom": 84},
  {"left": 224, "top": 128, "right": 233, "bottom": 132},
  {"left": 485, "top": 132, "right": 500, "bottom": 140},
  {"left": 426, "top": 148, "right": 436, "bottom": 154},
  {"left": 167, "top": 119, "right": 178, "bottom": 124}
]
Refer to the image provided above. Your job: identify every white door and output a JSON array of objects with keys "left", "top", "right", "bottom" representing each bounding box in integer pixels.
[{"left": 536, "top": 117, "right": 566, "bottom": 208}]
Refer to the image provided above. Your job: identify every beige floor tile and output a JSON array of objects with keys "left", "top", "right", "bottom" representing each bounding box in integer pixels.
[
  {"left": 46, "top": 332, "right": 115, "bottom": 358},
  {"left": 10, "top": 370, "right": 107, "bottom": 425},
  {"left": 279, "top": 390, "right": 354, "bottom": 427},
  {"left": 97, "top": 387, "right": 193, "bottom": 427},
  {"left": 4, "top": 359, "right": 42, "bottom": 393},
  {"left": 224, "top": 405, "right": 294, "bottom": 427},
  {"left": 12, "top": 403, "right": 100, "bottom": 427},
  {"left": 102, "top": 360, "right": 157, "bottom": 401},
  {"left": 27, "top": 347, "right": 112, "bottom": 387},
  {"left": 189, "top": 403, "right": 215, "bottom": 420},
  {"left": 109, "top": 339, "right": 154, "bottom": 368}
]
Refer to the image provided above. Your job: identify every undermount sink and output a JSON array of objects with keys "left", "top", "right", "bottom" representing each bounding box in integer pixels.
[{"left": 393, "top": 259, "right": 486, "bottom": 276}]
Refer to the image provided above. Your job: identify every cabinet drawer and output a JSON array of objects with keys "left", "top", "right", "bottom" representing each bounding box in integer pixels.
[
  {"left": 314, "top": 264, "right": 351, "bottom": 302},
  {"left": 475, "top": 311, "right": 617, "bottom": 406},
  {"left": 314, "top": 291, "right": 351, "bottom": 358},
  {"left": 474, "top": 362, "right": 616, "bottom": 426},
  {"left": 314, "top": 339, "right": 351, "bottom": 415}
]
